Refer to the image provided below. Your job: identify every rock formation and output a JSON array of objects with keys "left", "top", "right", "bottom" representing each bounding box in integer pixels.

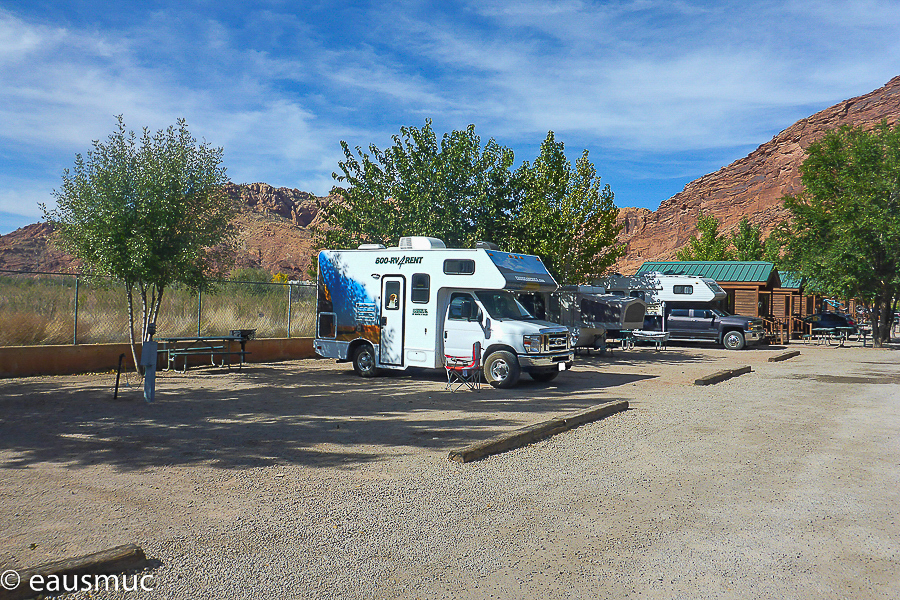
[{"left": 614, "top": 75, "right": 900, "bottom": 273}]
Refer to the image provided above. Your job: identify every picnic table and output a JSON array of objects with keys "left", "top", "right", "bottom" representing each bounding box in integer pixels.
[
  {"left": 629, "top": 330, "right": 670, "bottom": 351},
  {"left": 159, "top": 329, "right": 255, "bottom": 371}
]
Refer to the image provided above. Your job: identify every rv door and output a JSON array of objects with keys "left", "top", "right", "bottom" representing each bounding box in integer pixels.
[
  {"left": 443, "top": 292, "right": 484, "bottom": 359},
  {"left": 380, "top": 276, "right": 405, "bottom": 366}
]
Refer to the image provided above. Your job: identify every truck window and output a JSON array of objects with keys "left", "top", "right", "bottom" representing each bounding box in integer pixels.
[
  {"left": 629, "top": 290, "right": 646, "bottom": 300},
  {"left": 411, "top": 273, "right": 430, "bottom": 303},
  {"left": 448, "top": 293, "right": 477, "bottom": 321},
  {"left": 670, "top": 308, "right": 690, "bottom": 317},
  {"left": 475, "top": 291, "right": 534, "bottom": 320},
  {"left": 443, "top": 259, "right": 475, "bottom": 275},
  {"left": 673, "top": 285, "right": 693, "bottom": 295}
]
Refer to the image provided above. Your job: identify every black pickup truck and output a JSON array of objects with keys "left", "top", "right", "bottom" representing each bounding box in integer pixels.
[{"left": 647, "top": 307, "right": 766, "bottom": 350}]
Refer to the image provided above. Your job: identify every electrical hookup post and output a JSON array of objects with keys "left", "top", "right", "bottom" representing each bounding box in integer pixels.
[{"left": 141, "top": 323, "right": 158, "bottom": 403}]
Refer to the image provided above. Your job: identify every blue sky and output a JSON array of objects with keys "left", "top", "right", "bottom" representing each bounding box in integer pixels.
[{"left": 1, "top": 0, "right": 899, "bottom": 234}]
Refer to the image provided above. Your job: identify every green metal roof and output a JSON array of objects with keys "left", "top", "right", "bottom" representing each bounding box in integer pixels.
[
  {"left": 635, "top": 261, "right": 778, "bottom": 284},
  {"left": 777, "top": 271, "right": 803, "bottom": 289}
]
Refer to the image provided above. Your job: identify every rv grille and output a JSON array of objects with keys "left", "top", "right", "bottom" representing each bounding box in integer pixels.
[{"left": 547, "top": 334, "right": 569, "bottom": 351}]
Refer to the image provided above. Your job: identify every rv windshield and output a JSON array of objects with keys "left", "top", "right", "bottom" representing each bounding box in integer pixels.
[{"left": 475, "top": 291, "right": 536, "bottom": 320}]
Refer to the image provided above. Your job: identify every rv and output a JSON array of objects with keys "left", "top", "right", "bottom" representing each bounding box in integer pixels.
[
  {"left": 602, "top": 272, "right": 766, "bottom": 350},
  {"left": 517, "top": 286, "right": 646, "bottom": 351},
  {"left": 314, "top": 237, "right": 575, "bottom": 388}
]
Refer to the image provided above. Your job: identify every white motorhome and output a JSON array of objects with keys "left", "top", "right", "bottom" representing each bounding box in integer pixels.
[{"left": 314, "top": 237, "right": 575, "bottom": 388}]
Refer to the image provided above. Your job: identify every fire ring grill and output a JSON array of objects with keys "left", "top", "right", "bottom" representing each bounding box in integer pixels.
[{"left": 230, "top": 329, "right": 257, "bottom": 341}]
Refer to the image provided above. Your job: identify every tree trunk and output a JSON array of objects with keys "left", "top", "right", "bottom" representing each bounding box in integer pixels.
[
  {"left": 872, "top": 289, "right": 894, "bottom": 347},
  {"left": 125, "top": 283, "right": 141, "bottom": 376}
]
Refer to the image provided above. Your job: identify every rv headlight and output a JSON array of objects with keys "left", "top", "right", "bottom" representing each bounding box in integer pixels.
[{"left": 523, "top": 334, "right": 542, "bottom": 353}]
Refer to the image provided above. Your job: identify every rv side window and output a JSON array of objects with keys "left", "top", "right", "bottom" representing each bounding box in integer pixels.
[
  {"left": 411, "top": 273, "right": 430, "bottom": 303},
  {"left": 670, "top": 308, "right": 690, "bottom": 317},
  {"left": 673, "top": 285, "right": 693, "bottom": 295},
  {"left": 318, "top": 313, "right": 336, "bottom": 338},
  {"left": 443, "top": 259, "right": 475, "bottom": 275},
  {"left": 384, "top": 281, "right": 401, "bottom": 310},
  {"left": 581, "top": 299, "right": 614, "bottom": 324}
]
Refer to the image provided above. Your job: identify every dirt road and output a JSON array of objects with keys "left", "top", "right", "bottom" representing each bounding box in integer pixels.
[{"left": 1, "top": 342, "right": 898, "bottom": 598}]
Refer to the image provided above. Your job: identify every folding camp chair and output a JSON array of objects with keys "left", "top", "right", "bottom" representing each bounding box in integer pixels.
[{"left": 444, "top": 341, "right": 482, "bottom": 392}]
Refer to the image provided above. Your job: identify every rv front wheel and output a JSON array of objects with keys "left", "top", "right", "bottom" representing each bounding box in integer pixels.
[
  {"left": 352, "top": 344, "right": 379, "bottom": 377},
  {"left": 483, "top": 351, "right": 521, "bottom": 388}
]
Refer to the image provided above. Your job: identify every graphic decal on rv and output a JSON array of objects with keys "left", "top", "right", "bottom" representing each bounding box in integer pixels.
[
  {"left": 318, "top": 252, "right": 380, "bottom": 343},
  {"left": 374, "top": 255, "right": 423, "bottom": 267}
]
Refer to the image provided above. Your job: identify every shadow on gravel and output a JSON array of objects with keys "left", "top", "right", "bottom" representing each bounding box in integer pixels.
[{"left": 0, "top": 361, "right": 640, "bottom": 472}]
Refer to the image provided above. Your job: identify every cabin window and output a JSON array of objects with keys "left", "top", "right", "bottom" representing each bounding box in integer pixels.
[
  {"left": 673, "top": 285, "right": 693, "bottom": 295},
  {"left": 443, "top": 259, "right": 475, "bottom": 275},
  {"left": 411, "top": 273, "right": 430, "bottom": 303},
  {"left": 384, "top": 281, "right": 401, "bottom": 310}
]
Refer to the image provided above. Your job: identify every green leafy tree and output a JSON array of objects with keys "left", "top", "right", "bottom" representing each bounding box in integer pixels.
[
  {"left": 675, "top": 211, "right": 733, "bottom": 261},
  {"left": 730, "top": 217, "right": 765, "bottom": 261},
  {"left": 762, "top": 229, "right": 784, "bottom": 266},
  {"left": 317, "top": 120, "right": 517, "bottom": 250},
  {"left": 43, "top": 116, "right": 234, "bottom": 371},
  {"left": 779, "top": 121, "right": 900, "bottom": 346},
  {"left": 511, "top": 132, "right": 623, "bottom": 283},
  {"left": 316, "top": 124, "right": 622, "bottom": 284}
]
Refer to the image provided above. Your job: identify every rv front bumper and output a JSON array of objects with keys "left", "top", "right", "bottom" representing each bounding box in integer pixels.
[{"left": 519, "top": 352, "right": 575, "bottom": 369}]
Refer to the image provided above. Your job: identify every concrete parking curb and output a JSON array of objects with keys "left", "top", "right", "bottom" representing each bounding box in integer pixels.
[
  {"left": 768, "top": 350, "right": 801, "bottom": 362},
  {"left": 448, "top": 400, "right": 629, "bottom": 463},
  {"left": 0, "top": 544, "right": 147, "bottom": 600},
  {"left": 694, "top": 365, "right": 752, "bottom": 386}
]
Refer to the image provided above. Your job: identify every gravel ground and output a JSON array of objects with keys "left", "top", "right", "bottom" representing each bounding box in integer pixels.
[{"left": 1, "top": 340, "right": 899, "bottom": 599}]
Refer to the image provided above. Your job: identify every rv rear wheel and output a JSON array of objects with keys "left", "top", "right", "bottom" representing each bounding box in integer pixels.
[
  {"left": 483, "top": 351, "right": 521, "bottom": 389},
  {"left": 352, "top": 344, "right": 379, "bottom": 377},
  {"left": 529, "top": 368, "right": 560, "bottom": 383}
]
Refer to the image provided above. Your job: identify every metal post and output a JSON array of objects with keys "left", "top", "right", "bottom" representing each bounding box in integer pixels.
[
  {"left": 287, "top": 283, "right": 293, "bottom": 338},
  {"left": 197, "top": 288, "right": 202, "bottom": 336},
  {"left": 73, "top": 276, "right": 80, "bottom": 345}
]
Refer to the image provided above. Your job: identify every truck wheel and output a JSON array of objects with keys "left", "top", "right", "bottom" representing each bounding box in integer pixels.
[
  {"left": 483, "top": 351, "right": 521, "bottom": 388},
  {"left": 529, "top": 368, "right": 560, "bottom": 383},
  {"left": 352, "top": 344, "right": 379, "bottom": 377},
  {"left": 723, "top": 331, "right": 745, "bottom": 350}
]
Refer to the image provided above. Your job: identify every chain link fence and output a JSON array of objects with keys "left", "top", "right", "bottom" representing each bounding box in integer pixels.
[{"left": 0, "top": 270, "right": 316, "bottom": 346}]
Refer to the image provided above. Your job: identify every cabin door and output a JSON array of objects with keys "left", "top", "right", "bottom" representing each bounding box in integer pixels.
[{"left": 380, "top": 276, "right": 405, "bottom": 366}]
